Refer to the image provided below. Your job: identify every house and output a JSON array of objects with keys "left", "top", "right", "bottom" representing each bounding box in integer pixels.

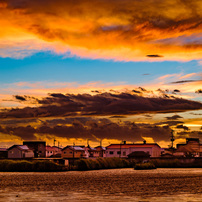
[
  {"left": 23, "top": 141, "right": 46, "bottom": 158},
  {"left": 93, "top": 146, "right": 106, "bottom": 158},
  {"left": 84, "top": 146, "right": 96, "bottom": 158},
  {"left": 61, "top": 146, "right": 86, "bottom": 159},
  {"left": 0, "top": 148, "right": 8, "bottom": 158},
  {"left": 106, "top": 141, "right": 161, "bottom": 158},
  {"left": 46, "top": 146, "right": 62, "bottom": 157},
  {"left": 7, "top": 145, "right": 34, "bottom": 159},
  {"left": 176, "top": 138, "right": 202, "bottom": 157}
]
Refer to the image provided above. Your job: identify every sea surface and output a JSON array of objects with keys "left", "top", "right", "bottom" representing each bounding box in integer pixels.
[{"left": 0, "top": 168, "right": 202, "bottom": 201}]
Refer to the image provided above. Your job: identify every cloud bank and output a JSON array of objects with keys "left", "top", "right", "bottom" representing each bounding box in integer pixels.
[
  {"left": 0, "top": 0, "right": 201, "bottom": 61},
  {"left": 1, "top": 92, "right": 202, "bottom": 118},
  {"left": 0, "top": 118, "right": 172, "bottom": 143}
]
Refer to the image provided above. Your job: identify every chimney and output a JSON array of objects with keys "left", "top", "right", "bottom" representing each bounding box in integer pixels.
[
  {"left": 123, "top": 141, "right": 126, "bottom": 144},
  {"left": 143, "top": 140, "right": 146, "bottom": 144}
]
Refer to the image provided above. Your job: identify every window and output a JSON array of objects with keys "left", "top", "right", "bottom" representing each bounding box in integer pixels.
[
  {"left": 64, "top": 152, "right": 66, "bottom": 154},
  {"left": 117, "top": 151, "right": 121, "bottom": 155},
  {"left": 69, "top": 151, "right": 72, "bottom": 154},
  {"left": 109, "top": 151, "right": 114, "bottom": 155},
  {"left": 123, "top": 151, "right": 126, "bottom": 156}
]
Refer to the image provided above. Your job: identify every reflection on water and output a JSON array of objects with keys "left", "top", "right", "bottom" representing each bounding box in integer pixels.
[{"left": 0, "top": 168, "right": 202, "bottom": 201}]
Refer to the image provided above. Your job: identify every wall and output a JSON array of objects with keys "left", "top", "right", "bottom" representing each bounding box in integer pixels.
[
  {"left": 24, "top": 150, "right": 34, "bottom": 158},
  {"left": 106, "top": 147, "right": 155, "bottom": 158},
  {"left": 62, "top": 148, "right": 85, "bottom": 159},
  {"left": 151, "top": 146, "right": 161, "bottom": 157},
  {"left": 8, "top": 147, "right": 22, "bottom": 158}
]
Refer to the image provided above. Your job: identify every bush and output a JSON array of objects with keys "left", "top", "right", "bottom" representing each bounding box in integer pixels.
[
  {"left": 151, "top": 159, "right": 181, "bottom": 168},
  {"left": 76, "top": 159, "right": 89, "bottom": 171},
  {"left": 0, "top": 160, "right": 64, "bottom": 172},
  {"left": 134, "top": 162, "right": 156, "bottom": 170},
  {"left": 75, "top": 157, "right": 131, "bottom": 171}
]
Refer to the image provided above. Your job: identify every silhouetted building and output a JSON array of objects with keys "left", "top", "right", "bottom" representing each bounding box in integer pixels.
[
  {"left": 23, "top": 141, "right": 46, "bottom": 158},
  {"left": 0, "top": 148, "right": 8, "bottom": 158}
]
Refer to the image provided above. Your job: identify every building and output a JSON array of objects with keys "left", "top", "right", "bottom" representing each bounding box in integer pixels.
[
  {"left": 0, "top": 148, "right": 8, "bottom": 158},
  {"left": 61, "top": 146, "right": 86, "bottom": 159},
  {"left": 106, "top": 142, "right": 161, "bottom": 158},
  {"left": 84, "top": 146, "right": 96, "bottom": 158},
  {"left": 46, "top": 146, "right": 62, "bottom": 157},
  {"left": 93, "top": 146, "right": 106, "bottom": 158},
  {"left": 7, "top": 145, "right": 34, "bottom": 159},
  {"left": 176, "top": 138, "right": 202, "bottom": 157},
  {"left": 23, "top": 141, "right": 46, "bottom": 158}
]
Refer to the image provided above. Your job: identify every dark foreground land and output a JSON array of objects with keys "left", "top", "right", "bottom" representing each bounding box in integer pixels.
[{"left": 0, "top": 168, "right": 202, "bottom": 201}]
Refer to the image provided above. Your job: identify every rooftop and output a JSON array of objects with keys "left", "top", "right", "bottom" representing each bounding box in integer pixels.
[
  {"left": 106, "top": 143, "right": 161, "bottom": 149},
  {"left": 62, "top": 146, "right": 84, "bottom": 151},
  {"left": 8, "top": 145, "right": 31, "bottom": 151}
]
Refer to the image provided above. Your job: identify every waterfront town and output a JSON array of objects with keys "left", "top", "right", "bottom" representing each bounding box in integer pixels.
[{"left": 0, "top": 138, "right": 202, "bottom": 164}]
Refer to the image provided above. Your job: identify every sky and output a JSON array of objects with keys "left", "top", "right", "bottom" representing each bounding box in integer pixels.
[{"left": 0, "top": 0, "right": 201, "bottom": 148}]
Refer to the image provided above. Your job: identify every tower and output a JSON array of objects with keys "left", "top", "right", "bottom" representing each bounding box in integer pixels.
[{"left": 170, "top": 130, "right": 175, "bottom": 149}]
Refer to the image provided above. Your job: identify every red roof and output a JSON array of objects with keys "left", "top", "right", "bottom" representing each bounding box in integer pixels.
[
  {"left": 106, "top": 143, "right": 160, "bottom": 149},
  {"left": 46, "top": 146, "right": 61, "bottom": 151}
]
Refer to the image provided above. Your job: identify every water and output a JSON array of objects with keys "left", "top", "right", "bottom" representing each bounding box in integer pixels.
[{"left": 0, "top": 168, "right": 202, "bottom": 201}]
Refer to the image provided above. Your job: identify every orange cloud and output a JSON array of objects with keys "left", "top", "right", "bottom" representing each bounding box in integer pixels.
[{"left": 0, "top": 0, "right": 201, "bottom": 61}]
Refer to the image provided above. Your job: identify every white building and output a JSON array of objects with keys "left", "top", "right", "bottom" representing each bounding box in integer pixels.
[{"left": 106, "top": 143, "right": 161, "bottom": 158}]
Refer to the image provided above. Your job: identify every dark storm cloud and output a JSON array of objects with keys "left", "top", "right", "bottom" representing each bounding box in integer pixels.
[
  {"left": 14, "top": 95, "right": 27, "bottom": 101},
  {"left": 157, "top": 88, "right": 169, "bottom": 94},
  {"left": 195, "top": 89, "right": 202, "bottom": 94},
  {"left": 0, "top": 125, "right": 36, "bottom": 140},
  {"left": 138, "top": 87, "right": 147, "bottom": 92},
  {"left": 0, "top": 118, "right": 172, "bottom": 143},
  {"left": 91, "top": 90, "right": 102, "bottom": 93},
  {"left": 110, "top": 116, "right": 126, "bottom": 119},
  {"left": 170, "top": 80, "right": 201, "bottom": 84},
  {"left": 132, "top": 90, "right": 141, "bottom": 94},
  {"left": 1, "top": 92, "right": 202, "bottom": 118},
  {"left": 0, "top": 118, "right": 37, "bottom": 125},
  {"left": 155, "top": 120, "right": 184, "bottom": 126},
  {"left": 146, "top": 55, "right": 163, "bottom": 58},
  {"left": 165, "top": 115, "right": 183, "bottom": 120},
  {"left": 172, "top": 89, "right": 180, "bottom": 94},
  {"left": 176, "top": 124, "right": 190, "bottom": 131},
  {"left": 14, "top": 95, "right": 39, "bottom": 103},
  {"left": 177, "top": 131, "right": 202, "bottom": 139}
]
